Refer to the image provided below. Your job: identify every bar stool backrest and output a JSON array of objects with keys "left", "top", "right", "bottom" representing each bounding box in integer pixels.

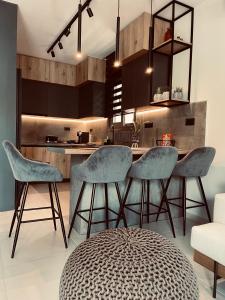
[
  {"left": 173, "top": 147, "right": 216, "bottom": 177},
  {"left": 76, "top": 145, "right": 132, "bottom": 183},
  {"left": 129, "top": 146, "right": 178, "bottom": 180}
]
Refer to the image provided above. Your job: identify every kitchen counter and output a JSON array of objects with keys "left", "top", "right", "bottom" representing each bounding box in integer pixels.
[
  {"left": 48, "top": 146, "right": 189, "bottom": 156},
  {"left": 48, "top": 146, "right": 188, "bottom": 235}
]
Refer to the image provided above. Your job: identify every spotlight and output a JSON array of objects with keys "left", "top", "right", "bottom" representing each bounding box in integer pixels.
[
  {"left": 58, "top": 41, "right": 63, "bottom": 50},
  {"left": 65, "top": 28, "right": 71, "bottom": 37},
  {"left": 114, "top": 60, "right": 121, "bottom": 68},
  {"left": 145, "top": 67, "right": 153, "bottom": 74},
  {"left": 87, "top": 6, "right": 94, "bottom": 18},
  {"left": 51, "top": 50, "right": 55, "bottom": 58}
]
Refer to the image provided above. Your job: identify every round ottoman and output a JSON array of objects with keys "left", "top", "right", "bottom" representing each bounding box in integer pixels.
[{"left": 60, "top": 228, "right": 198, "bottom": 300}]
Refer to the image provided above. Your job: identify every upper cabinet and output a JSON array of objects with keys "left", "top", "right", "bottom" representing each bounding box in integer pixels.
[
  {"left": 75, "top": 57, "right": 106, "bottom": 87},
  {"left": 119, "top": 13, "right": 168, "bottom": 64},
  {"left": 17, "top": 54, "right": 76, "bottom": 86},
  {"left": 78, "top": 82, "right": 105, "bottom": 118}
]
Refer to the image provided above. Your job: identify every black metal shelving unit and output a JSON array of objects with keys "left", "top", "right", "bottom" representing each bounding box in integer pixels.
[{"left": 150, "top": 0, "right": 194, "bottom": 107}]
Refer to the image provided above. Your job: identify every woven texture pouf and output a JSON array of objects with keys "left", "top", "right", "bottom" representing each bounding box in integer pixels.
[{"left": 60, "top": 228, "right": 199, "bottom": 300}]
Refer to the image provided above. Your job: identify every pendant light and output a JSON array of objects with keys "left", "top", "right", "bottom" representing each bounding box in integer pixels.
[
  {"left": 114, "top": 0, "right": 121, "bottom": 68},
  {"left": 76, "top": 0, "right": 82, "bottom": 59},
  {"left": 145, "top": 0, "right": 153, "bottom": 74}
]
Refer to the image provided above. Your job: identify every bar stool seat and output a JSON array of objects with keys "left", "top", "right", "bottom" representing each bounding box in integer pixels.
[
  {"left": 157, "top": 147, "right": 216, "bottom": 235},
  {"left": 117, "top": 147, "right": 178, "bottom": 237},
  {"left": 68, "top": 146, "right": 132, "bottom": 239},
  {"left": 2, "top": 140, "right": 67, "bottom": 258}
]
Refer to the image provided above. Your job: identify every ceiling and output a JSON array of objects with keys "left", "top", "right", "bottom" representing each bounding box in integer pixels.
[{"left": 8, "top": 0, "right": 206, "bottom": 65}]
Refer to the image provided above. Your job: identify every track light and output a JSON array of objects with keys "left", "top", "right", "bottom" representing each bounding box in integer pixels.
[
  {"left": 145, "top": 67, "right": 153, "bottom": 74},
  {"left": 114, "top": 0, "right": 121, "bottom": 68},
  {"left": 58, "top": 41, "right": 63, "bottom": 50},
  {"left": 51, "top": 50, "right": 55, "bottom": 58},
  {"left": 65, "top": 28, "right": 71, "bottom": 37},
  {"left": 87, "top": 6, "right": 94, "bottom": 17}
]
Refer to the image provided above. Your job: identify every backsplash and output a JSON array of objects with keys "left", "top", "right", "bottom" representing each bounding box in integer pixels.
[
  {"left": 21, "top": 101, "right": 206, "bottom": 150},
  {"left": 107, "top": 101, "right": 206, "bottom": 150}
]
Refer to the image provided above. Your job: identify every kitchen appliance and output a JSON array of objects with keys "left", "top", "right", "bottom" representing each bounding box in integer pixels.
[
  {"left": 45, "top": 135, "right": 58, "bottom": 143},
  {"left": 77, "top": 132, "right": 89, "bottom": 144}
]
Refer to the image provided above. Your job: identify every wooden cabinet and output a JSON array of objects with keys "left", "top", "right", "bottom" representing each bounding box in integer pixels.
[
  {"left": 21, "top": 147, "right": 71, "bottom": 179},
  {"left": 78, "top": 81, "right": 105, "bottom": 118},
  {"left": 75, "top": 57, "right": 106, "bottom": 87},
  {"left": 119, "top": 13, "right": 168, "bottom": 64},
  {"left": 17, "top": 54, "right": 76, "bottom": 86},
  {"left": 22, "top": 79, "right": 79, "bottom": 118}
]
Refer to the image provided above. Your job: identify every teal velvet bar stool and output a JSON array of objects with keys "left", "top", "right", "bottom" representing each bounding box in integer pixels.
[
  {"left": 68, "top": 146, "right": 132, "bottom": 239},
  {"left": 156, "top": 147, "right": 216, "bottom": 235},
  {"left": 116, "top": 147, "right": 178, "bottom": 237},
  {"left": 2, "top": 140, "right": 68, "bottom": 258}
]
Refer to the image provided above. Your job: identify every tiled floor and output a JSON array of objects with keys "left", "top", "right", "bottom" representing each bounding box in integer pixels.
[{"left": 0, "top": 183, "right": 224, "bottom": 300}]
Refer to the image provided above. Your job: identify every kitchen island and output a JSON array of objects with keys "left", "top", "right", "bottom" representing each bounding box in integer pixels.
[{"left": 48, "top": 146, "right": 188, "bottom": 235}]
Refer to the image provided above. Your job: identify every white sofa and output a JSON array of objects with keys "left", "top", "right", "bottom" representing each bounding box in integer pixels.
[{"left": 191, "top": 193, "right": 225, "bottom": 298}]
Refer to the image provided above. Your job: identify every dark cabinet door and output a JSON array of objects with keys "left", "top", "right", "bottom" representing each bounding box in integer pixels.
[
  {"left": 47, "top": 84, "right": 79, "bottom": 118},
  {"left": 22, "top": 79, "right": 48, "bottom": 116},
  {"left": 122, "top": 53, "right": 150, "bottom": 110},
  {"left": 78, "top": 82, "right": 105, "bottom": 118},
  {"left": 22, "top": 79, "right": 79, "bottom": 118}
]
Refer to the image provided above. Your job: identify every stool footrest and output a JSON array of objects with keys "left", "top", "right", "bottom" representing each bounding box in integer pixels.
[
  {"left": 125, "top": 202, "right": 167, "bottom": 216},
  {"left": 21, "top": 217, "right": 60, "bottom": 223},
  {"left": 76, "top": 207, "right": 119, "bottom": 225}
]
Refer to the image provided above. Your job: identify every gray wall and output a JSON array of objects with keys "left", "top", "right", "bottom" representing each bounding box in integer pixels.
[{"left": 0, "top": 1, "right": 17, "bottom": 211}]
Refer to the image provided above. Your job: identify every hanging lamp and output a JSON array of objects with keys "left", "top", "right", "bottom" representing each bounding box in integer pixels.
[
  {"left": 114, "top": 0, "right": 121, "bottom": 68},
  {"left": 76, "top": 0, "right": 82, "bottom": 59},
  {"left": 146, "top": 0, "right": 153, "bottom": 74}
]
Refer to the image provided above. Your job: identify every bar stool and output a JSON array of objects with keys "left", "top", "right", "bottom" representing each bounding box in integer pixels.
[
  {"left": 2, "top": 140, "right": 67, "bottom": 258},
  {"left": 116, "top": 147, "right": 178, "bottom": 237},
  {"left": 68, "top": 146, "right": 132, "bottom": 239},
  {"left": 156, "top": 147, "right": 216, "bottom": 235}
]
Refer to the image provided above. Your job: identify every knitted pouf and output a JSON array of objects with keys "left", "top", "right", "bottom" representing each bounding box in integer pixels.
[{"left": 60, "top": 228, "right": 199, "bottom": 300}]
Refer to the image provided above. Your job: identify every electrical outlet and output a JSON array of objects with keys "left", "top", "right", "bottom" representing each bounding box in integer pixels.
[
  {"left": 185, "top": 118, "right": 195, "bottom": 126},
  {"left": 144, "top": 122, "right": 153, "bottom": 128}
]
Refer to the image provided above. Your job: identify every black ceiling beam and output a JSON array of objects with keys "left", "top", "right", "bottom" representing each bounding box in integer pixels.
[{"left": 47, "top": 0, "right": 93, "bottom": 54}]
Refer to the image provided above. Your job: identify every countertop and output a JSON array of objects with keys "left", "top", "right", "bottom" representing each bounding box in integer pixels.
[{"left": 48, "top": 146, "right": 189, "bottom": 156}]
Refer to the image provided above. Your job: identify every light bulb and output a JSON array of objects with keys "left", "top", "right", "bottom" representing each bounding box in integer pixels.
[
  {"left": 76, "top": 52, "right": 83, "bottom": 59},
  {"left": 114, "top": 60, "right": 121, "bottom": 68},
  {"left": 145, "top": 67, "right": 153, "bottom": 74}
]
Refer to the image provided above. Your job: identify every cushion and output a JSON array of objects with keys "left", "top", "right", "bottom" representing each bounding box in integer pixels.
[{"left": 191, "top": 223, "right": 225, "bottom": 266}]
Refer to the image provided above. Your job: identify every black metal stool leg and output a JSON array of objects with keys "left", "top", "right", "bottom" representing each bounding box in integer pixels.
[
  {"left": 147, "top": 180, "right": 150, "bottom": 223},
  {"left": 198, "top": 177, "right": 212, "bottom": 222},
  {"left": 68, "top": 182, "right": 86, "bottom": 238},
  {"left": 11, "top": 183, "right": 29, "bottom": 258},
  {"left": 48, "top": 183, "right": 57, "bottom": 231},
  {"left": 156, "top": 180, "right": 166, "bottom": 222},
  {"left": 116, "top": 178, "right": 133, "bottom": 228},
  {"left": 213, "top": 261, "right": 218, "bottom": 298},
  {"left": 52, "top": 183, "right": 68, "bottom": 248},
  {"left": 104, "top": 183, "right": 109, "bottom": 229},
  {"left": 115, "top": 182, "right": 127, "bottom": 228},
  {"left": 140, "top": 180, "right": 145, "bottom": 228},
  {"left": 182, "top": 178, "right": 187, "bottom": 236},
  {"left": 163, "top": 178, "right": 176, "bottom": 238},
  {"left": 87, "top": 184, "right": 96, "bottom": 239},
  {"left": 9, "top": 183, "right": 25, "bottom": 238}
]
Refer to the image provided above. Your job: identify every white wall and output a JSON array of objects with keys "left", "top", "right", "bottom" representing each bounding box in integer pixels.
[{"left": 186, "top": 0, "right": 225, "bottom": 217}]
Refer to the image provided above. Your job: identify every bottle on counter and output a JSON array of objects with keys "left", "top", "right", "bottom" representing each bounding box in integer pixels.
[{"left": 89, "top": 129, "right": 93, "bottom": 143}]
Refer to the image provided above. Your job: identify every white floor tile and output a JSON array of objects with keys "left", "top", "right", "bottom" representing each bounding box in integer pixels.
[{"left": 0, "top": 182, "right": 224, "bottom": 300}]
